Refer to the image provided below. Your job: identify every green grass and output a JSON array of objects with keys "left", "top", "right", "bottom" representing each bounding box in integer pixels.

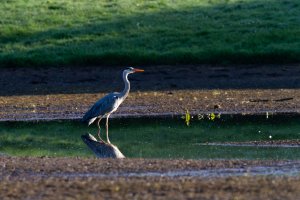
[
  {"left": 0, "top": 0, "right": 300, "bottom": 67},
  {"left": 0, "top": 117, "right": 300, "bottom": 159}
]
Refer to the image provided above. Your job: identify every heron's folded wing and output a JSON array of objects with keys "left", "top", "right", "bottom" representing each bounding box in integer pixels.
[{"left": 82, "top": 93, "right": 118, "bottom": 122}]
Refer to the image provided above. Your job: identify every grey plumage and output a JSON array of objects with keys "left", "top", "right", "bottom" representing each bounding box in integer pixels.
[
  {"left": 82, "top": 92, "right": 119, "bottom": 126},
  {"left": 82, "top": 67, "right": 144, "bottom": 144}
]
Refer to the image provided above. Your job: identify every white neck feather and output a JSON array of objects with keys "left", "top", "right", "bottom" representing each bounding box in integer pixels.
[{"left": 121, "top": 71, "right": 130, "bottom": 98}]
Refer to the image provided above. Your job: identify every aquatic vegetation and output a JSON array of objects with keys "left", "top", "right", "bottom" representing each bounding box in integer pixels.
[
  {"left": 181, "top": 110, "right": 191, "bottom": 126},
  {"left": 184, "top": 111, "right": 221, "bottom": 126},
  {"left": 207, "top": 113, "right": 221, "bottom": 121}
]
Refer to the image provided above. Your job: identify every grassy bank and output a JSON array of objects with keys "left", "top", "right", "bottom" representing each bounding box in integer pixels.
[{"left": 0, "top": 0, "right": 300, "bottom": 67}]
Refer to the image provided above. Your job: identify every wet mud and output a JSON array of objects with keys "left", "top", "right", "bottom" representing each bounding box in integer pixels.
[
  {"left": 1, "top": 157, "right": 300, "bottom": 200},
  {"left": 1, "top": 65, "right": 300, "bottom": 121}
]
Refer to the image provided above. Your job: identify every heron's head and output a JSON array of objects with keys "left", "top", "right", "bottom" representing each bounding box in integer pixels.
[{"left": 125, "top": 67, "right": 144, "bottom": 74}]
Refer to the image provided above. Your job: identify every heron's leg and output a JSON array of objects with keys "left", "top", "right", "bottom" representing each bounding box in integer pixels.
[
  {"left": 97, "top": 117, "right": 104, "bottom": 142},
  {"left": 106, "top": 114, "right": 111, "bottom": 144}
]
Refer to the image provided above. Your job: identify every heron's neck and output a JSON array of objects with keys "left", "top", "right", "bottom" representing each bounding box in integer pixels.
[{"left": 121, "top": 72, "right": 130, "bottom": 98}]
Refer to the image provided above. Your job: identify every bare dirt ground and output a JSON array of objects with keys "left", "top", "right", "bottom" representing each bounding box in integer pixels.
[
  {"left": 1, "top": 157, "right": 300, "bottom": 200},
  {"left": 1, "top": 64, "right": 300, "bottom": 121},
  {"left": 1, "top": 64, "right": 300, "bottom": 199}
]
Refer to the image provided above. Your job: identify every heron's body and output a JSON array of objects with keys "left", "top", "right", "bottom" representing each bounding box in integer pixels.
[
  {"left": 82, "top": 67, "right": 144, "bottom": 144},
  {"left": 82, "top": 92, "right": 123, "bottom": 126}
]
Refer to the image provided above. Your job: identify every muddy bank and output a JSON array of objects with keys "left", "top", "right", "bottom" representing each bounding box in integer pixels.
[
  {"left": 1, "top": 157, "right": 300, "bottom": 200},
  {"left": 1, "top": 89, "right": 300, "bottom": 121},
  {"left": 1, "top": 65, "right": 300, "bottom": 121},
  {"left": 2, "top": 175, "right": 300, "bottom": 200},
  {"left": 1, "top": 157, "right": 298, "bottom": 176},
  {"left": 1, "top": 157, "right": 300, "bottom": 179}
]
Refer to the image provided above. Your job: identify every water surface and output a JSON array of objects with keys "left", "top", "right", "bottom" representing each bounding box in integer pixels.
[{"left": 0, "top": 115, "right": 299, "bottom": 159}]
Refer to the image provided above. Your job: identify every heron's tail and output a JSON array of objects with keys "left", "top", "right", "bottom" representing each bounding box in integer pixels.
[
  {"left": 82, "top": 112, "right": 97, "bottom": 125},
  {"left": 82, "top": 116, "right": 97, "bottom": 126}
]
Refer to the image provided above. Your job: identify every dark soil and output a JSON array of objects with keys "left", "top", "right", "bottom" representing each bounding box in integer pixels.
[
  {"left": 1, "top": 64, "right": 300, "bottom": 121},
  {"left": 1, "top": 157, "right": 300, "bottom": 200},
  {"left": 1, "top": 64, "right": 300, "bottom": 96},
  {"left": 2, "top": 175, "right": 300, "bottom": 200}
]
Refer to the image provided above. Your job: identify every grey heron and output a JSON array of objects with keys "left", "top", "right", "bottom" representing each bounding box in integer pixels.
[{"left": 82, "top": 67, "right": 144, "bottom": 144}]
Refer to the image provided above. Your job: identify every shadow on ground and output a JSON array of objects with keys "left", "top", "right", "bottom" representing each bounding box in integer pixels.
[
  {"left": 0, "top": 64, "right": 300, "bottom": 96},
  {"left": 0, "top": 0, "right": 300, "bottom": 95}
]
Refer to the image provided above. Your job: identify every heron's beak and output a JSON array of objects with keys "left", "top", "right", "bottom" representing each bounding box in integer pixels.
[{"left": 133, "top": 68, "right": 144, "bottom": 73}]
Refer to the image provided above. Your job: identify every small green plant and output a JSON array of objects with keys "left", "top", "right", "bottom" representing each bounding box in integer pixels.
[
  {"left": 208, "top": 113, "right": 221, "bottom": 121},
  {"left": 184, "top": 111, "right": 221, "bottom": 125},
  {"left": 181, "top": 110, "right": 191, "bottom": 126},
  {"left": 208, "top": 113, "right": 216, "bottom": 121},
  {"left": 198, "top": 113, "right": 221, "bottom": 121}
]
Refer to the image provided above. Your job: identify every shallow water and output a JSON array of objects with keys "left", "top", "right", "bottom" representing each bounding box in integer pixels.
[
  {"left": 0, "top": 115, "right": 300, "bottom": 159},
  {"left": 197, "top": 143, "right": 300, "bottom": 148}
]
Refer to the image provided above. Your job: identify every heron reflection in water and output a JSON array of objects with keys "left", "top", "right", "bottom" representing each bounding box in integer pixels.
[{"left": 82, "top": 67, "right": 144, "bottom": 144}]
